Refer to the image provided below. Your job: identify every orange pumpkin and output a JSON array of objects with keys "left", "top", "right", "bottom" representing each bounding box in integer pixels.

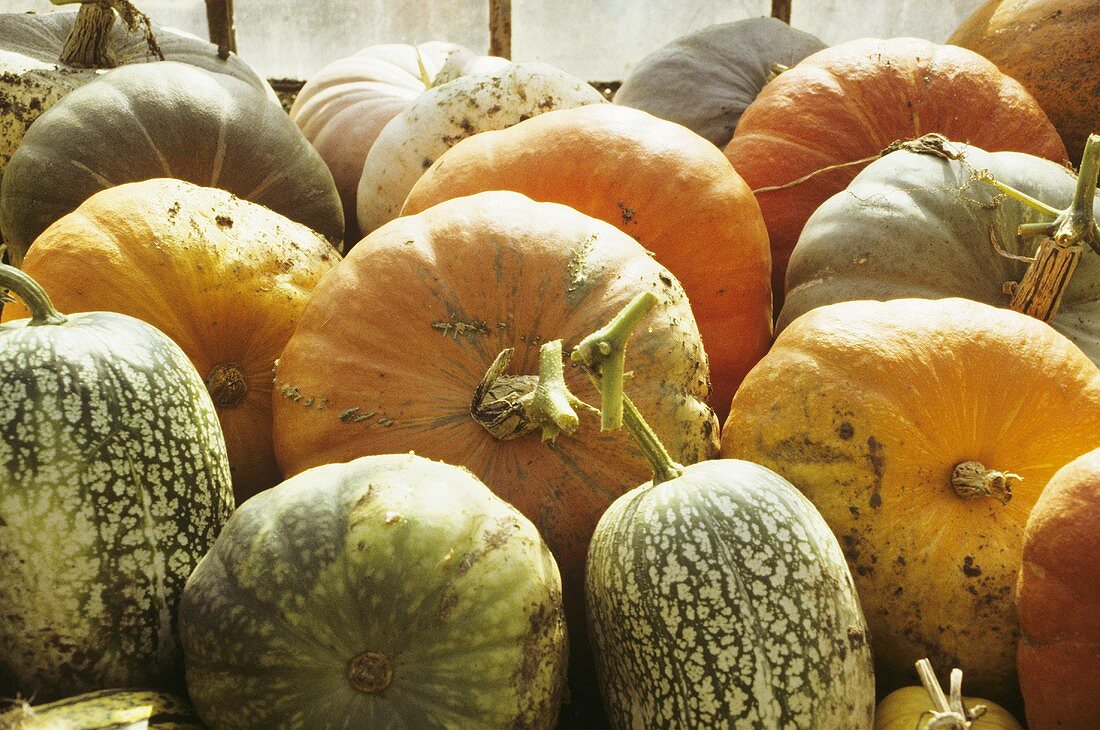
[
  {"left": 402, "top": 103, "right": 772, "bottom": 418},
  {"left": 272, "top": 190, "right": 719, "bottom": 725},
  {"left": 949, "top": 0, "right": 1099, "bottom": 162},
  {"left": 721, "top": 298, "right": 1100, "bottom": 707},
  {"left": 724, "top": 37, "right": 1068, "bottom": 308},
  {"left": 3, "top": 178, "right": 340, "bottom": 503},
  {"left": 1016, "top": 447, "right": 1100, "bottom": 729}
]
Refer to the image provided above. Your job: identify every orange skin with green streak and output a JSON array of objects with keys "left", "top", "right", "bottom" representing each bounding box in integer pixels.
[
  {"left": 720, "top": 298, "right": 1100, "bottom": 709},
  {"left": 1017, "top": 447, "right": 1100, "bottom": 728},
  {"left": 949, "top": 0, "right": 1100, "bottom": 163},
  {"left": 724, "top": 37, "right": 1068, "bottom": 309},
  {"left": 402, "top": 103, "right": 773, "bottom": 421},
  {"left": 2, "top": 178, "right": 340, "bottom": 504}
]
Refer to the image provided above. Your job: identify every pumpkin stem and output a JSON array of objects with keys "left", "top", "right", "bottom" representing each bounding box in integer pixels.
[
  {"left": 414, "top": 46, "right": 434, "bottom": 88},
  {"left": 471, "top": 341, "right": 590, "bottom": 442},
  {"left": 56, "top": 0, "right": 164, "bottom": 68},
  {"left": 205, "top": 362, "right": 248, "bottom": 408},
  {"left": 0, "top": 264, "right": 67, "bottom": 327},
  {"left": 571, "top": 292, "right": 684, "bottom": 486},
  {"left": 982, "top": 134, "right": 1099, "bottom": 321},
  {"left": 915, "top": 658, "right": 988, "bottom": 729},
  {"left": 950, "top": 461, "right": 1019, "bottom": 504}
]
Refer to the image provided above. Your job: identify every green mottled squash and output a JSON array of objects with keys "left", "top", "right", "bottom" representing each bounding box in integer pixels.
[
  {"left": 179, "top": 453, "right": 567, "bottom": 729},
  {"left": 0, "top": 688, "right": 202, "bottom": 729},
  {"left": 579, "top": 294, "right": 875, "bottom": 728},
  {"left": 0, "top": 264, "right": 234, "bottom": 702},
  {"left": 0, "top": 61, "right": 343, "bottom": 264}
]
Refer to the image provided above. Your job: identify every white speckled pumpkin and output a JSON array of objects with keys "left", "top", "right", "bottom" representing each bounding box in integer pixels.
[
  {"left": 0, "top": 264, "right": 233, "bottom": 702},
  {"left": 291, "top": 41, "right": 507, "bottom": 246},
  {"left": 355, "top": 61, "right": 605, "bottom": 237}
]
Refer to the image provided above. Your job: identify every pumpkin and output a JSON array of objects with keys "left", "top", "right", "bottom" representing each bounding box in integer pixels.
[
  {"left": 1, "top": 178, "right": 340, "bottom": 503},
  {"left": 0, "top": 61, "right": 343, "bottom": 264},
  {"left": 0, "top": 688, "right": 202, "bottom": 729},
  {"left": 778, "top": 137, "right": 1100, "bottom": 366},
  {"left": 724, "top": 37, "right": 1068, "bottom": 308},
  {"left": 272, "top": 190, "right": 718, "bottom": 724},
  {"left": 0, "top": 264, "right": 234, "bottom": 702},
  {"left": 720, "top": 297, "right": 1100, "bottom": 706},
  {"left": 579, "top": 293, "right": 875, "bottom": 728},
  {"left": 613, "top": 17, "right": 826, "bottom": 148},
  {"left": 949, "top": 0, "right": 1099, "bottom": 162},
  {"left": 179, "top": 453, "right": 567, "bottom": 728},
  {"left": 401, "top": 103, "right": 772, "bottom": 419},
  {"left": 355, "top": 61, "right": 605, "bottom": 237},
  {"left": 291, "top": 42, "right": 507, "bottom": 247},
  {"left": 0, "top": 2, "right": 276, "bottom": 180},
  {"left": 1016, "top": 447, "right": 1100, "bottom": 728},
  {"left": 875, "top": 687, "right": 1021, "bottom": 730}
]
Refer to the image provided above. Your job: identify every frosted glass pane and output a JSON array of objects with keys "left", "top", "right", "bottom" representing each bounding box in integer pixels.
[
  {"left": 513, "top": 0, "right": 771, "bottom": 81},
  {"left": 232, "top": 0, "right": 489, "bottom": 80},
  {"left": 791, "top": 0, "right": 986, "bottom": 47},
  {"left": 0, "top": 1, "right": 207, "bottom": 38}
]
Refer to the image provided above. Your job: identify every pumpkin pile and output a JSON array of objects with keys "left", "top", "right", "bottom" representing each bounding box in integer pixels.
[{"left": 1, "top": 0, "right": 1098, "bottom": 728}]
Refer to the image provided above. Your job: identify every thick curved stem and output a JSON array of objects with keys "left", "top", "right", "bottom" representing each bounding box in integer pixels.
[
  {"left": 1058, "top": 133, "right": 1100, "bottom": 256},
  {"left": 55, "top": 0, "right": 164, "bottom": 68},
  {"left": 572, "top": 292, "right": 684, "bottom": 486},
  {"left": 0, "top": 265, "right": 67, "bottom": 327},
  {"left": 527, "top": 340, "right": 580, "bottom": 442}
]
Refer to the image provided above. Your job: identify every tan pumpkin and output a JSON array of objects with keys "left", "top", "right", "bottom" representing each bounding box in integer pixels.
[
  {"left": 272, "top": 190, "right": 718, "bottom": 725},
  {"left": 290, "top": 42, "right": 507, "bottom": 247},
  {"left": 721, "top": 297, "right": 1100, "bottom": 707},
  {"left": 949, "top": 0, "right": 1099, "bottom": 162},
  {"left": 875, "top": 686, "right": 1022, "bottom": 730},
  {"left": 402, "top": 103, "right": 772, "bottom": 418},
  {"left": 1016, "top": 447, "right": 1100, "bottom": 729},
  {"left": 724, "top": 37, "right": 1068, "bottom": 308},
  {"left": 2, "top": 178, "right": 340, "bottom": 503}
]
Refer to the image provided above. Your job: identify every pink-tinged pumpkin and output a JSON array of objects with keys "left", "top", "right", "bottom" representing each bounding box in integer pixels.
[
  {"left": 1016, "top": 447, "right": 1100, "bottom": 729},
  {"left": 402, "top": 103, "right": 772, "bottom": 419},
  {"left": 290, "top": 42, "right": 507, "bottom": 247},
  {"left": 724, "top": 37, "right": 1068, "bottom": 308}
]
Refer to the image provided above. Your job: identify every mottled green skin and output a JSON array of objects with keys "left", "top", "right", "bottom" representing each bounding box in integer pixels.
[
  {"left": 0, "top": 688, "right": 203, "bottom": 729},
  {"left": 587, "top": 459, "right": 875, "bottom": 729},
  {"left": 0, "top": 311, "right": 234, "bottom": 702},
  {"left": 180, "top": 453, "right": 567, "bottom": 729}
]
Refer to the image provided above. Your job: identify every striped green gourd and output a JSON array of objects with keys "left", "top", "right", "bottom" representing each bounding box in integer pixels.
[
  {"left": 179, "top": 451, "right": 567, "bottom": 729},
  {"left": 0, "top": 264, "right": 234, "bottom": 702},
  {"left": 577, "top": 293, "right": 876, "bottom": 728},
  {"left": 0, "top": 688, "right": 202, "bottom": 729}
]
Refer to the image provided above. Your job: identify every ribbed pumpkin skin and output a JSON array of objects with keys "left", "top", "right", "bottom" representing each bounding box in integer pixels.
[
  {"left": 0, "top": 688, "right": 202, "bottom": 729},
  {"left": 949, "top": 0, "right": 1100, "bottom": 162},
  {"left": 1, "top": 179, "right": 340, "bottom": 503},
  {"left": 587, "top": 459, "right": 875, "bottom": 729},
  {"left": 779, "top": 144, "right": 1099, "bottom": 365},
  {"left": 1016, "top": 448, "right": 1100, "bottom": 728},
  {"left": 613, "top": 17, "right": 826, "bottom": 148},
  {"left": 721, "top": 298, "right": 1100, "bottom": 706},
  {"left": 179, "top": 454, "right": 567, "bottom": 729},
  {"left": 402, "top": 104, "right": 772, "bottom": 419},
  {"left": 290, "top": 42, "right": 507, "bottom": 246},
  {"left": 0, "top": 61, "right": 343, "bottom": 264},
  {"left": 355, "top": 62, "right": 605, "bottom": 237},
  {"left": 0, "top": 307, "right": 234, "bottom": 702},
  {"left": 0, "top": 7, "right": 276, "bottom": 174},
  {"left": 724, "top": 38, "right": 1068, "bottom": 306}
]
